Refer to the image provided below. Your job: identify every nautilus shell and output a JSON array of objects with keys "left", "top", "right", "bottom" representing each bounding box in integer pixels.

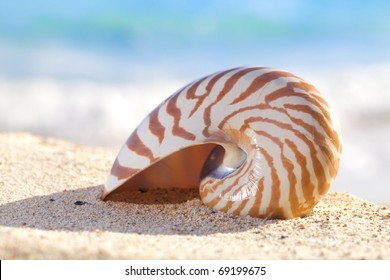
[{"left": 102, "top": 66, "right": 342, "bottom": 219}]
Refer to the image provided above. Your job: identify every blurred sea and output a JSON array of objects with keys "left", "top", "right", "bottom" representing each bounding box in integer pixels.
[{"left": 1, "top": 0, "right": 389, "bottom": 204}]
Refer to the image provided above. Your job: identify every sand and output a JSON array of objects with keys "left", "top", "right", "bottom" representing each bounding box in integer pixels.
[{"left": 0, "top": 132, "right": 389, "bottom": 259}]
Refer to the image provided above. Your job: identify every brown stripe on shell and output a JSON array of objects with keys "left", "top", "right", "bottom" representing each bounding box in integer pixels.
[
  {"left": 186, "top": 76, "right": 209, "bottom": 118},
  {"left": 202, "top": 67, "right": 264, "bottom": 137},
  {"left": 148, "top": 107, "right": 166, "bottom": 144},
  {"left": 217, "top": 101, "right": 337, "bottom": 186},
  {"left": 254, "top": 129, "right": 300, "bottom": 218},
  {"left": 217, "top": 103, "right": 272, "bottom": 130},
  {"left": 166, "top": 94, "right": 196, "bottom": 141},
  {"left": 187, "top": 68, "right": 239, "bottom": 118},
  {"left": 258, "top": 147, "right": 285, "bottom": 218},
  {"left": 229, "top": 70, "right": 299, "bottom": 105},
  {"left": 265, "top": 81, "right": 329, "bottom": 109},
  {"left": 265, "top": 81, "right": 341, "bottom": 149},
  {"left": 282, "top": 111, "right": 340, "bottom": 181},
  {"left": 269, "top": 105, "right": 338, "bottom": 179},
  {"left": 110, "top": 158, "right": 140, "bottom": 180},
  {"left": 245, "top": 116, "right": 327, "bottom": 198},
  {"left": 265, "top": 82, "right": 334, "bottom": 130},
  {"left": 246, "top": 177, "right": 265, "bottom": 217},
  {"left": 283, "top": 103, "right": 341, "bottom": 154},
  {"left": 285, "top": 138, "right": 316, "bottom": 212},
  {"left": 284, "top": 104, "right": 332, "bottom": 134},
  {"left": 126, "top": 131, "right": 159, "bottom": 162}
]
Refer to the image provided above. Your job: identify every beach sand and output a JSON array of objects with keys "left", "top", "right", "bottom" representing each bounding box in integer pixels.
[{"left": 0, "top": 132, "right": 389, "bottom": 259}]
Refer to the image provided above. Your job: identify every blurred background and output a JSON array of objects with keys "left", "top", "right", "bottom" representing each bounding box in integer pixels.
[{"left": 1, "top": 0, "right": 389, "bottom": 204}]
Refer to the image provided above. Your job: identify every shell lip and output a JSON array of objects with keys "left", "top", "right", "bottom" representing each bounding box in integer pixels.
[{"left": 101, "top": 186, "right": 110, "bottom": 200}]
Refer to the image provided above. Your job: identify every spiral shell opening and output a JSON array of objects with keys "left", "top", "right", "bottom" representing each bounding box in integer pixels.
[{"left": 201, "top": 144, "right": 247, "bottom": 180}]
